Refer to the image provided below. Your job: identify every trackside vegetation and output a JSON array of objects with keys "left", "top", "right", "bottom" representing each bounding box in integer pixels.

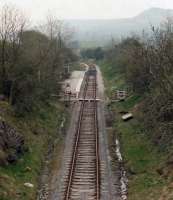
[
  {"left": 100, "top": 19, "right": 173, "bottom": 199},
  {"left": 0, "top": 4, "right": 77, "bottom": 200}
]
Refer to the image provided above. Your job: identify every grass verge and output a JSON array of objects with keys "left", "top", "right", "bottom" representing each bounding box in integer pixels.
[
  {"left": 0, "top": 100, "right": 66, "bottom": 200},
  {"left": 99, "top": 61, "right": 169, "bottom": 200}
]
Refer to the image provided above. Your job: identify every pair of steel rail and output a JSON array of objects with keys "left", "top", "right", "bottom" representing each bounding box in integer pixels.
[{"left": 64, "top": 69, "right": 100, "bottom": 200}]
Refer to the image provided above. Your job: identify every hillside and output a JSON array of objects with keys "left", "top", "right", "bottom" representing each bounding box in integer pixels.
[
  {"left": 99, "top": 21, "right": 173, "bottom": 199},
  {"left": 67, "top": 7, "right": 173, "bottom": 47}
]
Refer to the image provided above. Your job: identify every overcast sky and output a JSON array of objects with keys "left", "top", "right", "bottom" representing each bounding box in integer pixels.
[{"left": 1, "top": 0, "right": 173, "bottom": 21}]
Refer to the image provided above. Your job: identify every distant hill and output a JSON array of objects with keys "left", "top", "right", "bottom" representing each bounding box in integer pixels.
[{"left": 66, "top": 8, "right": 173, "bottom": 47}]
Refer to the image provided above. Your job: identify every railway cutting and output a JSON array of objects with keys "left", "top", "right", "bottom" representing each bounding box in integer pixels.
[{"left": 52, "top": 65, "right": 119, "bottom": 200}]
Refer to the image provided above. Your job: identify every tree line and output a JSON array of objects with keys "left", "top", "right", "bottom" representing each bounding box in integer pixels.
[
  {"left": 103, "top": 19, "right": 173, "bottom": 150},
  {"left": 0, "top": 5, "right": 77, "bottom": 116},
  {"left": 81, "top": 47, "right": 104, "bottom": 60}
]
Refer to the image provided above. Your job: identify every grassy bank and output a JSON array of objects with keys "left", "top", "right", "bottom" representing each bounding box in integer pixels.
[
  {"left": 0, "top": 100, "right": 66, "bottom": 200},
  {"left": 100, "top": 61, "right": 126, "bottom": 96},
  {"left": 100, "top": 62, "right": 170, "bottom": 200}
]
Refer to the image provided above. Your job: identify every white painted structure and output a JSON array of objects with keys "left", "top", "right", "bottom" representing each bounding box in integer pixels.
[
  {"left": 116, "top": 90, "right": 126, "bottom": 100},
  {"left": 122, "top": 113, "right": 133, "bottom": 121}
]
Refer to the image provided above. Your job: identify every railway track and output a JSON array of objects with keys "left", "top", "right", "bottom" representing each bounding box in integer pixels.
[{"left": 63, "top": 68, "right": 100, "bottom": 199}]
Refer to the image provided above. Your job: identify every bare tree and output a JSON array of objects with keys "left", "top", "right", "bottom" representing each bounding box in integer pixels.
[{"left": 0, "top": 4, "right": 27, "bottom": 96}]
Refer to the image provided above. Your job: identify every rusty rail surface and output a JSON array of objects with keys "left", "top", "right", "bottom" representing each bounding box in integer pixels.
[{"left": 64, "top": 68, "right": 100, "bottom": 200}]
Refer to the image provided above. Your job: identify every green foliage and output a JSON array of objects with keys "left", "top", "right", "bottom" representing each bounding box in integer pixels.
[
  {"left": 102, "top": 20, "right": 173, "bottom": 150},
  {"left": 103, "top": 69, "right": 167, "bottom": 199},
  {"left": 104, "top": 37, "right": 152, "bottom": 94},
  {"left": 100, "top": 18, "right": 173, "bottom": 200},
  {"left": 0, "top": 6, "right": 77, "bottom": 116},
  {"left": 81, "top": 47, "right": 104, "bottom": 60},
  {"left": 113, "top": 101, "right": 166, "bottom": 200},
  {"left": 0, "top": 101, "right": 66, "bottom": 200},
  {"left": 116, "top": 95, "right": 142, "bottom": 110}
]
